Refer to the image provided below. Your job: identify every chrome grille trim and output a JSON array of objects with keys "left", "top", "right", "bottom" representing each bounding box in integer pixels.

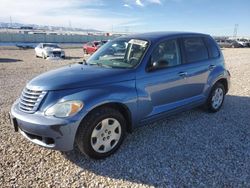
[
  {"left": 19, "top": 105, "right": 33, "bottom": 111},
  {"left": 22, "top": 92, "right": 42, "bottom": 99},
  {"left": 19, "top": 100, "right": 35, "bottom": 107},
  {"left": 19, "top": 88, "right": 47, "bottom": 113},
  {"left": 20, "top": 96, "right": 37, "bottom": 103}
]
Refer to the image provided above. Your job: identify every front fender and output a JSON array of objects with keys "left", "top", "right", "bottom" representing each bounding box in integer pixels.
[{"left": 41, "top": 80, "right": 138, "bottom": 128}]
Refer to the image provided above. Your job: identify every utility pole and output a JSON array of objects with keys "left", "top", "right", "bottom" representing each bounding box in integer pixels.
[{"left": 233, "top": 24, "right": 239, "bottom": 40}]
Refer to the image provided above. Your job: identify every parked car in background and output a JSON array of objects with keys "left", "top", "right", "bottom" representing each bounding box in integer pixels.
[
  {"left": 83, "top": 40, "right": 108, "bottom": 54},
  {"left": 229, "top": 40, "right": 244, "bottom": 48},
  {"left": 237, "top": 39, "right": 250, "bottom": 47},
  {"left": 35, "top": 43, "right": 65, "bottom": 59},
  {"left": 216, "top": 40, "right": 230, "bottom": 48},
  {"left": 10, "top": 32, "right": 230, "bottom": 159},
  {"left": 216, "top": 40, "right": 232, "bottom": 48},
  {"left": 216, "top": 39, "right": 244, "bottom": 48}
]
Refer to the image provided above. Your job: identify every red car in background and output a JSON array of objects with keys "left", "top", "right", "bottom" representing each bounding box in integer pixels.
[{"left": 83, "top": 40, "right": 107, "bottom": 54}]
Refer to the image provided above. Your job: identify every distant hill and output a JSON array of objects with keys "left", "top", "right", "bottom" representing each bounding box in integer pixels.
[{"left": 0, "top": 22, "right": 101, "bottom": 32}]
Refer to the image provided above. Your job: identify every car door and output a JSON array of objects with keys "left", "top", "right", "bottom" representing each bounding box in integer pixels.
[
  {"left": 180, "top": 36, "right": 212, "bottom": 101},
  {"left": 136, "top": 38, "right": 191, "bottom": 121}
]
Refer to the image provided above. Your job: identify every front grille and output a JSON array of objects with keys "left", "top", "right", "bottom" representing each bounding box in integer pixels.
[
  {"left": 52, "top": 51, "right": 61, "bottom": 57},
  {"left": 19, "top": 88, "right": 47, "bottom": 113}
]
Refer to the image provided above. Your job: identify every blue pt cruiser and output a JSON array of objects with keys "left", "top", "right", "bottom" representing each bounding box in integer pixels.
[{"left": 10, "top": 32, "right": 230, "bottom": 159}]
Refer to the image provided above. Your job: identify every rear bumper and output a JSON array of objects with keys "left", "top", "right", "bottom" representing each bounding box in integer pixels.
[{"left": 10, "top": 100, "right": 80, "bottom": 151}]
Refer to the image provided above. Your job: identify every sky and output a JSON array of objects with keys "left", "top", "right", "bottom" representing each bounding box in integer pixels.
[{"left": 0, "top": 0, "right": 250, "bottom": 36}]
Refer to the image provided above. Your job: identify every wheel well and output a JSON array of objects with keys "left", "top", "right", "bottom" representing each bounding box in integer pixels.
[
  {"left": 216, "top": 78, "right": 228, "bottom": 93},
  {"left": 86, "top": 103, "right": 133, "bottom": 133}
]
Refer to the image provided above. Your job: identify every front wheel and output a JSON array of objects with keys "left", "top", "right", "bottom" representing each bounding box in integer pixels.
[
  {"left": 76, "top": 107, "right": 126, "bottom": 159},
  {"left": 205, "top": 83, "right": 225, "bottom": 112},
  {"left": 42, "top": 53, "right": 47, "bottom": 59}
]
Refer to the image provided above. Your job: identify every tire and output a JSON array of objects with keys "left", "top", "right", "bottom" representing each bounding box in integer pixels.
[
  {"left": 76, "top": 107, "right": 126, "bottom": 159},
  {"left": 205, "top": 82, "right": 225, "bottom": 112},
  {"left": 42, "top": 53, "right": 46, "bottom": 59},
  {"left": 83, "top": 49, "right": 88, "bottom": 54}
]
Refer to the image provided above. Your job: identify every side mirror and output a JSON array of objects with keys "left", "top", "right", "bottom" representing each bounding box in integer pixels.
[
  {"left": 147, "top": 61, "right": 158, "bottom": 72},
  {"left": 152, "top": 61, "right": 158, "bottom": 68},
  {"left": 147, "top": 58, "right": 168, "bottom": 72}
]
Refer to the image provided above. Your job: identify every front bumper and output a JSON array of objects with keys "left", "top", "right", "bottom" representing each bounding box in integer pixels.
[
  {"left": 46, "top": 52, "right": 65, "bottom": 59},
  {"left": 10, "top": 100, "right": 80, "bottom": 151}
]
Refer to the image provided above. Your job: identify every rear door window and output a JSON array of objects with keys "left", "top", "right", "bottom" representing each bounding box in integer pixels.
[
  {"left": 204, "top": 37, "right": 220, "bottom": 58},
  {"left": 183, "top": 37, "right": 209, "bottom": 63}
]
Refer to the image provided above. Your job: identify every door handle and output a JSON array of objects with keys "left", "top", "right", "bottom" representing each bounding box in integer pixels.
[
  {"left": 178, "top": 72, "right": 188, "bottom": 78},
  {"left": 209, "top": 65, "right": 216, "bottom": 71}
]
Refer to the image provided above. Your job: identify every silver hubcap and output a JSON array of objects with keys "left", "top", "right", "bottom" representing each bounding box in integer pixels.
[
  {"left": 212, "top": 88, "right": 224, "bottom": 109},
  {"left": 91, "top": 118, "right": 121, "bottom": 153}
]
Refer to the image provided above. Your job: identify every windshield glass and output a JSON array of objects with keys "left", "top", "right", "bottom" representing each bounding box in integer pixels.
[
  {"left": 44, "top": 44, "right": 59, "bottom": 48},
  {"left": 87, "top": 38, "right": 149, "bottom": 69}
]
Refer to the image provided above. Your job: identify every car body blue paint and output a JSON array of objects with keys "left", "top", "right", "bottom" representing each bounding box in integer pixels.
[
  {"left": 27, "top": 64, "right": 136, "bottom": 90},
  {"left": 10, "top": 32, "right": 230, "bottom": 151}
]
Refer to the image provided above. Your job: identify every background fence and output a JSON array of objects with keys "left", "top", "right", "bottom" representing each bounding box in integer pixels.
[{"left": 0, "top": 32, "right": 114, "bottom": 44}]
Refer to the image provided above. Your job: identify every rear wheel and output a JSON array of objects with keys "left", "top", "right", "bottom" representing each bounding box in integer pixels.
[
  {"left": 205, "top": 83, "right": 225, "bottom": 112},
  {"left": 76, "top": 107, "right": 126, "bottom": 159}
]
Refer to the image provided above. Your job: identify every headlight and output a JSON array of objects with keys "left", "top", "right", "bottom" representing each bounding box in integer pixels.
[
  {"left": 45, "top": 100, "right": 83, "bottom": 117},
  {"left": 45, "top": 51, "right": 52, "bottom": 55}
]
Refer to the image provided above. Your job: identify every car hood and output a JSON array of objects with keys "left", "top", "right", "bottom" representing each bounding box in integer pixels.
[{"left": 26, "top": 64, "right": 136, "bottom": 91}]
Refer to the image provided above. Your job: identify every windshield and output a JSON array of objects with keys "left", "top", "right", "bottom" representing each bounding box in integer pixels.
[
  {"left": 44, "top": 44, "right": 59, "bottom": 48},
  {"left": 87, "top": 38, "right": 149, "bottom": 69}
]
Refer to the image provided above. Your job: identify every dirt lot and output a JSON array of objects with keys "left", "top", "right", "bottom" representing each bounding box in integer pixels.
[{"left": 0, "top": 48, "right": 250, "bottom": 187}]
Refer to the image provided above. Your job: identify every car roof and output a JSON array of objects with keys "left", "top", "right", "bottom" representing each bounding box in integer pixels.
[{"left": 119, "top": 31, "right": 210, "bottom": 42}]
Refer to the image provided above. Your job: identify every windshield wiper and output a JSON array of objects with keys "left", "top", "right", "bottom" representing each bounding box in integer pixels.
[{"left": 88, "top": 62, "right": 111, "bottom": 68}]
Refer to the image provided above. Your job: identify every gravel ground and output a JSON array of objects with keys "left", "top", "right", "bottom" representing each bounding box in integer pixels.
[{"left": 0, "top": 48, "right": 250, "bottom": 187}]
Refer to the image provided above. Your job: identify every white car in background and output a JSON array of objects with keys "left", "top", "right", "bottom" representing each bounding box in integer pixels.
[
  {"left": 35, "top": 43, "right": 65, "bottom": 59},
  {"left": 236, "top": 39, "right": 250, "bottom": 47}
]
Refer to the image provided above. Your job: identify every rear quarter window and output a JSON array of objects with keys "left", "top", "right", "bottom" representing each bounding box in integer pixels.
[
  {"left": 204, "top": 37, "right": 220, "bottom": 58},
  {"left": 183, "top": 37, "right": 209, "bottom": 63}
]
